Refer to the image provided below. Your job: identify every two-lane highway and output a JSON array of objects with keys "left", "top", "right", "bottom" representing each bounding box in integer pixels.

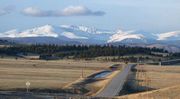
[{"left": 95, "top": 64, "right": 135, "bottom": 97}]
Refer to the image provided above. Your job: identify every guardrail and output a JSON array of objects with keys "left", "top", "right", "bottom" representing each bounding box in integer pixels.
[{"left": 147, "top": 59, "right": 180, "bottom": 65}]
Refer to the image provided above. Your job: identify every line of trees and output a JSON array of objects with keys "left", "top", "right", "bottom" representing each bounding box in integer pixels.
[
  {"left": 172, "top": 53, "right": 180, "bottom": 58},
  {"left": 0, "top": 44, "right": 168, "bottom": 58}
]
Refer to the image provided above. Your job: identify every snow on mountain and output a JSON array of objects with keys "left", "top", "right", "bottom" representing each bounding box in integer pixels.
[
  {"left": 59, "top": 25, "right": 112, "bottom": 43},
  {"left": 60, "top": 25, "right": 112, "bottom": 34},
  {"left": 157, "top": 31, "right": 180, "bottom": 40},
  {"left": 0, "top": 25, "right": 58, "bottom": 38},
  {"left": 108, "top": 30, "right": 145, "bottom": 43},
  {"left": 0, "top": 29, "right": 19, "bottom": 38},
  {"left": 61, "top": 32, "right": 88, "bottom": 39},
  {"left": 0, "top": 24, "right": 113, "bottom": 39},
  {"left": 0, "top": 24, "right": 113, "bottom": 44},
  {"left": 1, "top": 24, "right": 180, "bottom": 48},
  {"left": 61, "top": 25, "right": 97, "bottom": 34}
]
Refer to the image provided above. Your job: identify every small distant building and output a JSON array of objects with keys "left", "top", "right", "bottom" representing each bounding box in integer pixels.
[
  {"left": 17, "top": 53, "right": 40, "bottom": 60},
  {"left": 151, "top": 52, "right": 169, "bottom": 57}
]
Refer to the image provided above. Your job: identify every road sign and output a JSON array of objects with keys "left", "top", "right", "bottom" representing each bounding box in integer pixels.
[
  {"left": 26, "top": 81, "right": 30, "bottom": 86},
  {"left": 159, "top": 62, "right": 162, "bottom": 66},
  {"left": 26, "top": 81, "right": 30, "bottom": 93}
]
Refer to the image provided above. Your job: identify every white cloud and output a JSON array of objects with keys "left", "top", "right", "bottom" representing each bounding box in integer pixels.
[
  {"left": 22, "top": 6, "right": 105, "bottom": 17},
  {"left": 21, "top": 7, "right": 42, "bottom": 16}
]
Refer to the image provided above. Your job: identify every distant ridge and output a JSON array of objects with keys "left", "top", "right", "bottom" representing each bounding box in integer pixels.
[{"left": 0, "top": 24, "right": 180, "bottom": 52}]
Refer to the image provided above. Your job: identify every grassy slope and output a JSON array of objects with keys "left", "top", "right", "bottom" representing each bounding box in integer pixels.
[
  {"left": 117, "top": 85, "right": 180, "bottom": 99},
  {"left": 117, "top": 65, "right": 180, "bottom": 99}
]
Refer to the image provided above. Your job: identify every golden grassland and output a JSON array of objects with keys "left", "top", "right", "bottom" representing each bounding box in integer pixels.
[
  {"left": 135, "top": 65, "right": 180, "bottom": 88},
  {"left": 0, "top": 58, "right": 115, "bottom": 90},
  {"left": 117, "top": 65, "right": 180, "bottom": 99},
  {"left": 117, "top": 85, "right": 180, "bottom": 99}
]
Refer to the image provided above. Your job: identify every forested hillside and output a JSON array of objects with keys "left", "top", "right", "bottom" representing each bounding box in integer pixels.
[{"left": 0, "top": 44, "right": 168, "bottom": 58}]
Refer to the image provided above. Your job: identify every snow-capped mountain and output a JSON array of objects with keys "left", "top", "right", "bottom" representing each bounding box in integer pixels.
[
  {"left": 0, "top": 24, "right": 113, "bottom": 44},
  {"left": 59, "top": 25, "right": 113, "bottom": 43},
  {"left": 156, "top": 31, "right": 180, "bottom": 41},
  {"left": 0, "top": 24, "right": 180, "bottom": 52},
  {"left": 61, "top": 32, "right": 88, "bottom": 39},
  {"left": 106, "top": 29, "right": 180, "bottom": 52},
  {"left": 60, "top": 25, "right": 112, "bottom": 34},
  {"left": 0, "top": 25, "right": 58, "bottom": 38},
  {"left": 108, "top": 30, "right": 145, "bottom": 43}
]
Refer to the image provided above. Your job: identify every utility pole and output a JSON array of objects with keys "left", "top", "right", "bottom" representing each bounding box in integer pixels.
[
  {"left": 81, "top": 61, "right": 86, "bottom": 78},
  {"left": 137, "top": 57, "right": 140, "bottom": 66},
  {"left": 136, "top": 57, "right": 140, "bottom": 91},
  {"left": 84, "top": 61, "right": 86, "bottom": 78},
  {"left": 81, "top": 66, "right": 84, "bottom": 78}
]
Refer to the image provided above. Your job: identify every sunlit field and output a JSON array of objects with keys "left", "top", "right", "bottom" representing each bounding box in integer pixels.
[{"left": 0, "top": 59, "right": 114, "bottom": 90}]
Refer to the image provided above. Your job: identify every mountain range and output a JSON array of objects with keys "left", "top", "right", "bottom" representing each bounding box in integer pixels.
[{"left": 0, "top": 24, "right": 180, "bottom": 52}]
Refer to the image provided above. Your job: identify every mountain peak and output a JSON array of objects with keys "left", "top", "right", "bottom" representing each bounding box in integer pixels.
[
  {"left": 41, "top": 24, "right": 53, "bottom": 29},
  {"left": 107, "top": 29, "right": 145, "bottom": 43},
  {"left": 0, "top": 29, "right": 19, "bottom": 38},
  {"left": 60, "top": 25, "right": 97, "bottom": 34},
  {"left": 0, "top": 24, "right": 180, "bottom": 48},
  {"left": 0, "top": 25, "right": 58, "bottom": 38},
  {"left": 33, "top": 24, "right": 54, "bottom": 32},
  {"left": 157, "top": 31, "right": 180, "bottom": 40}
]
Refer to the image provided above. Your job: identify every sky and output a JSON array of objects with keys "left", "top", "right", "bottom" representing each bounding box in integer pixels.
[{"left": 0, "top": 0, "right": 180, "bottom": 33}]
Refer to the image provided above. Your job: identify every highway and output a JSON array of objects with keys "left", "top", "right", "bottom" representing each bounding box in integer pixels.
[{"left": 95, "top": 64, "right": 134, "bottom": 97}]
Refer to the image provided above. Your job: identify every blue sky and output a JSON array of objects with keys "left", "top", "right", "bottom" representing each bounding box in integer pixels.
[{"left": 0, "top": 0, "right": 180, "bottom": 33}]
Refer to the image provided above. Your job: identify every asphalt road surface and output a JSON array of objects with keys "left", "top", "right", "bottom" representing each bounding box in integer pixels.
[{"left": 96, "top": 64, "right": 135, "bottom": 97}]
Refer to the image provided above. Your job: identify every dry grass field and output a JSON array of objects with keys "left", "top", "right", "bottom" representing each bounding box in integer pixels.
[
  {"left": 117, "top": 85, "right": 180, "bottom": 99},
  {"left": 117, "top": 65, "right": 180, "bottom": 99},
  {"left": 135, "top": 65, "right": 180, "bottom": 88},
  {"left": 0, "top": 58, "right": 115, "bottom": 90}
]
